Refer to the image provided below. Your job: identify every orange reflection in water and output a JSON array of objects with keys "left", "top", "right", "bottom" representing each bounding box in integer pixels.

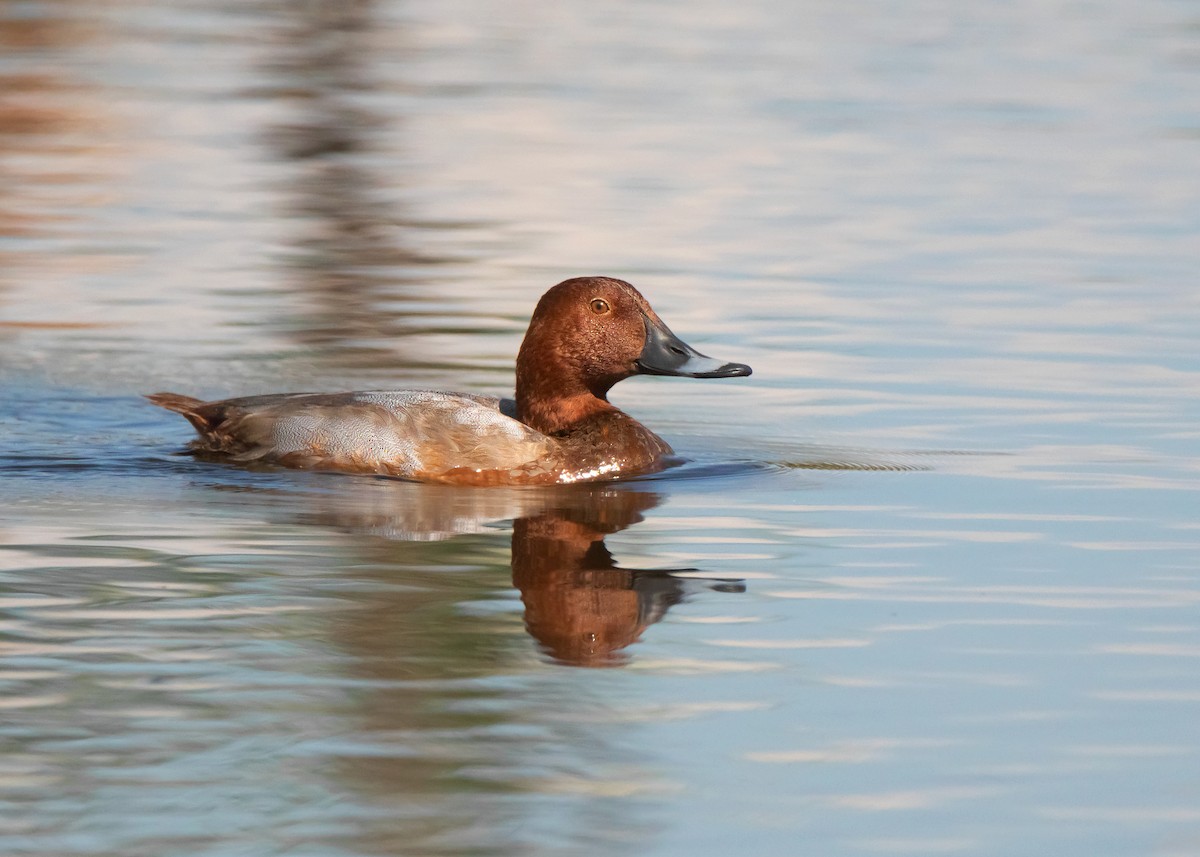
[
  {"left": 512, "top": 488, "right": 744, "bottom": 667},
  {"left": 0, "top": 3, "right": 123, "bottom": 314}
]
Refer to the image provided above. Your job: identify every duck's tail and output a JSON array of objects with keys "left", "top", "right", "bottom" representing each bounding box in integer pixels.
[{"left": 145, "top": 392, "right": 213, "bottom": 433}]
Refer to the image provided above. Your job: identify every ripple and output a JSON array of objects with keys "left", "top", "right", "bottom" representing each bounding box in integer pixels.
[
  {"left": 848, "top": 838, "right": 977, "bottom": 854},
  {"left": 0, "top": 694, "right": 69, "bottom": 710},
  {"left": 543, "top": 701, "right": 768, "bottom": 724},
  {"left": 709, "top": 637, "right": 872, "bottom": 650},
  {"left": 637, "top": 459, "right": 777, "bottom": 482},
  {"left": 1039, "top": 807, "right": 1200, "bottom": 824},
  {"left": 628, "top": 657, "right": 779, "bottom": 675},
  {"left": 770, "top": 580, "right": 1200, "bottom": 611},
  {"left": 746, "top": 738, "right": 958, "bottom": 765},
  {"left": 825, "top": 786, "right": 1001, "bottom": 811},
  {"left": 1098, "top": 643, "right": 1200, "bottom": 657}
]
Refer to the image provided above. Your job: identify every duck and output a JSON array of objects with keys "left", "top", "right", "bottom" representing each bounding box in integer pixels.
[{"left": 147, "top": 276, "right": 751, "bottom": 486}]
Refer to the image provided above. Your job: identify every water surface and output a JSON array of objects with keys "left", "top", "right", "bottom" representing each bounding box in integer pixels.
[{"left": 2, "top": 1, "right": 1199, "bottom": 855}]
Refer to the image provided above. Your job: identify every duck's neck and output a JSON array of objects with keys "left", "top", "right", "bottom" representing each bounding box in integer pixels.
[
  {"left": 517, "top": 385, "right": 618, "bottom": 436},
  {"left": 515, "top": 322, "right": 627, "bottom": 435}
]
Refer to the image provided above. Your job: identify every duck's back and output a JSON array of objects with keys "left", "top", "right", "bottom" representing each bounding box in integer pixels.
[{"left": 147, "top": 390, "right": 552, "bottom": 482}]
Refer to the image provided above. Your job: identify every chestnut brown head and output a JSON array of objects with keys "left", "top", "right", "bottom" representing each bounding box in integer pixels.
[{"left": 515, "top": 276, "right": 751, "bottom": 433}]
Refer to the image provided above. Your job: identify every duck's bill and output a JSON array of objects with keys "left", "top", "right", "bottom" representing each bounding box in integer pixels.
[{"left": 636, "top": 317, "right": 752, "bottom": 379}]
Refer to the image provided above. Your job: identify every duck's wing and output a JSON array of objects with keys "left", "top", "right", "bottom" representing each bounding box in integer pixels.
[{"left": 147, "top": 390, "right": 551, "bottom": 480}]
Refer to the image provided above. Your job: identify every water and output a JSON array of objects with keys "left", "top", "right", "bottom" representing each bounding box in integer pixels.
[{"left": 2, "top": 1, "right": 1199, "bottom": 855}]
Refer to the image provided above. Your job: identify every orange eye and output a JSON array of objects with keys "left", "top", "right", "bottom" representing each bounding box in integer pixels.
[{"left": 590, "top": 298, "right": 610, "bottom": 314}]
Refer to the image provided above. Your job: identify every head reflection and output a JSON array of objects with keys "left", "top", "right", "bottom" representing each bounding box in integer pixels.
[{"left": 512, "top": 487, "right": 742, "bottom": 667}]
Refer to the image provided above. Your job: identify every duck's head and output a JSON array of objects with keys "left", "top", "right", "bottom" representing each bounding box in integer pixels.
[{"left": 515, "top": 276, "right": 751, "bottom": 433}]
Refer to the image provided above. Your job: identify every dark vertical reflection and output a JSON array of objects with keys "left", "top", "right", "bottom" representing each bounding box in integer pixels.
[
  {"left": 258, "top": 0, "right": 471, "bottom": 370},
  {"left": 0, "top": 2, "right": 105, "bottom": 301},
  {"left": 245, "top": 7, "right": 734, "bottom": 849}
]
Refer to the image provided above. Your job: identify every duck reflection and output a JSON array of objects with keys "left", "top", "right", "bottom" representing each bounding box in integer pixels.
[
  {"left": 0, "top": 3, "right": 109, "bottom": 294},
  {"left": 512, "top": 488, "right": 743, "bottom": 666},
  {"left": 284, "top": 478, "right": 744, "bottom": 666}
]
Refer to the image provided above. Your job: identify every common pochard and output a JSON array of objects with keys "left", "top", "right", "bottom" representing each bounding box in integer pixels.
[{"left": 148, "top": 276, "right": 751, "bottom": 485}]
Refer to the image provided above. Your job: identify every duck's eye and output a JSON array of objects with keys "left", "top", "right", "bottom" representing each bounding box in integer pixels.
[{"left": 590, "top": 298, "right": 610, "bottom": 315}]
